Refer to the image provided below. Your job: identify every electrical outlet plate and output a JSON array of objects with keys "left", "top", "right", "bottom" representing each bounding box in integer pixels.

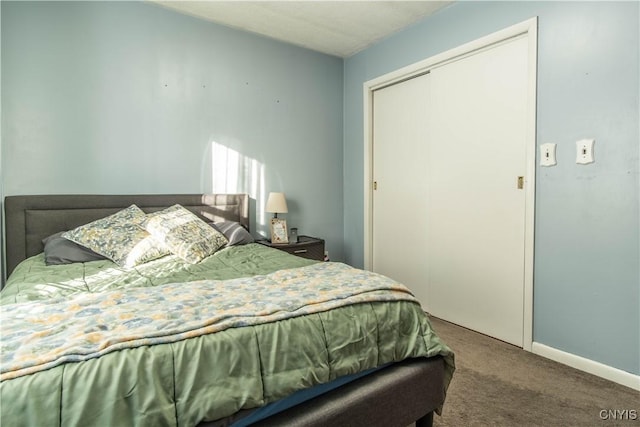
[
  {"left": 576, "top": 139, "right": 595, "bottom": 164},
  {"left": 540, "top": 143, "right": 557, "bottom": 167}
]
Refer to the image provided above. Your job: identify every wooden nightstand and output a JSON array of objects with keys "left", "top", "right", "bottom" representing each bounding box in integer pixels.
[{"left": 256, "top": 235, "right": 325, "bottom": 261}]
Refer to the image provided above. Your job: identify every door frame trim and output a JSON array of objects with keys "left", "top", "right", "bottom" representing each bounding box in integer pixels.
[{"left": 363, "top": 17, "right": 538, "bottom": 351}]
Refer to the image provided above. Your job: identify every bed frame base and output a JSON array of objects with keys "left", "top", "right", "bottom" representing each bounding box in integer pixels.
[{"left": 202, "top": 356, "right": 445, "bottom": 427}]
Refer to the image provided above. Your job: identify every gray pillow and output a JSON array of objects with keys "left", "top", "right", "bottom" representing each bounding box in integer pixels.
[
  {"left": 210, "top": 222, "right": 254, "bottom": 246},
  {"left": 42, "top": 232, "right": 107, "bottom": 266}
]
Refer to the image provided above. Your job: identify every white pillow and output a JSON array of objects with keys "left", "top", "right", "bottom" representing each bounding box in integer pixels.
[
  {"left": 143, "top": 204, "right": 228, "bottom": 264},
  {"left": 62, "top": 205, "right": 169, "bottom": 267}
]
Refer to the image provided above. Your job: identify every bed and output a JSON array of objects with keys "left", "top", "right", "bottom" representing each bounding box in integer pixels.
[{"left": 1, "top": 193, "right": 454, "bottom": 427}]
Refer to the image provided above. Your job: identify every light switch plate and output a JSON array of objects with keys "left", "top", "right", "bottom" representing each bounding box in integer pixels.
[
  {"left": 540, "top": 143, "right": 557, "bottom": 167},
  {"left": 576, "top": 139, "right": 595, "bottom": 164}
]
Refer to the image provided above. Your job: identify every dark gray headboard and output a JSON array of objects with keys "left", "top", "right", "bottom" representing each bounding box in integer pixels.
[{"left": 4, "top": 193, "right": 249, "bottom": 277}]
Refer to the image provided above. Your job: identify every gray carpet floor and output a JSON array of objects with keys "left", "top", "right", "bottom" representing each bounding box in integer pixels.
[{"left": 428, "top": 317, "right": 639, "bottom": 427}]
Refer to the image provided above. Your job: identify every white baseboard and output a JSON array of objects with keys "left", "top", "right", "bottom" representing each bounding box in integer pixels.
[{"left": 531, "top": 342, "right": 640, "bottom": 391}]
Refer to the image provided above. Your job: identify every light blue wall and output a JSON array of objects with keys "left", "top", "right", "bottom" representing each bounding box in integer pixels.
[
  {"left": 1, "top": 1, "right": 344, "bottom": 263},
  {"left": 344, "top": 1, "right": 639, "bottom": 375}
]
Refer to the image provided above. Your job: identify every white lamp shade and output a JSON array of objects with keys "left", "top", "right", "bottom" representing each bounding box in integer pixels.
[{"left": 265, "top": 192, "right": 288, "bottom": 214}]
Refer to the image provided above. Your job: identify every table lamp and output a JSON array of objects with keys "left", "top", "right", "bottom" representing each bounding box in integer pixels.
[{"left": 265, "top": 192, "right": 288, "bottom": 218}]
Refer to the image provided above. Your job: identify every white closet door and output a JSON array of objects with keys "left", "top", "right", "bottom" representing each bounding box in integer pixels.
[
  {"left": 426, "top": 36, "right": 529, "bottom": 346},
  {"left": 372, "top": 73, "right": 431, "bottom": 307}
]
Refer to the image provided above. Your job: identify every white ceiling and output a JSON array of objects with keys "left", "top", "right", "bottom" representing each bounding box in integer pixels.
[{"left": 150, "top": 1, "right": 453, "bottom": 58}]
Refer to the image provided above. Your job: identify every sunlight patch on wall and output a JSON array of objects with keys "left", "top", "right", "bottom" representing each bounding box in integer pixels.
[{"left": 211, "top": 141, "right": 268, "bottom": 235}]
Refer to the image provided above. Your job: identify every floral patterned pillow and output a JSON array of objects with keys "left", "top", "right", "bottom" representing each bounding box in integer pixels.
[
  {"left": 62, "top": 205, "right": 170, "bottom": 268},
  {"left": 143, "top": 204, "right": 228, "bottom": 264}
]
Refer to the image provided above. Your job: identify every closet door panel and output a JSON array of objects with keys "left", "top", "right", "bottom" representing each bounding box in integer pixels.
[
  {"left": 372, "top": 73, "right": 431, "bottom": 308},
  {"left": 426, "top": 36, "right": 529, "bottom": 346}
]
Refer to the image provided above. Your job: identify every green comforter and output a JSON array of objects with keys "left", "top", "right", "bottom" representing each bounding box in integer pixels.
[
  {"left": 0, "top": 244, "right": 454, "bottom": 427},
  {"left": 1, "top": 243, "right": 316, "bottom": 305}
]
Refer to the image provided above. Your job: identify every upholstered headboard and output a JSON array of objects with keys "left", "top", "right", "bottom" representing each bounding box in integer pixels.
[{"left": 4, "top": 194, "right": 249, "bottom": 277}]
